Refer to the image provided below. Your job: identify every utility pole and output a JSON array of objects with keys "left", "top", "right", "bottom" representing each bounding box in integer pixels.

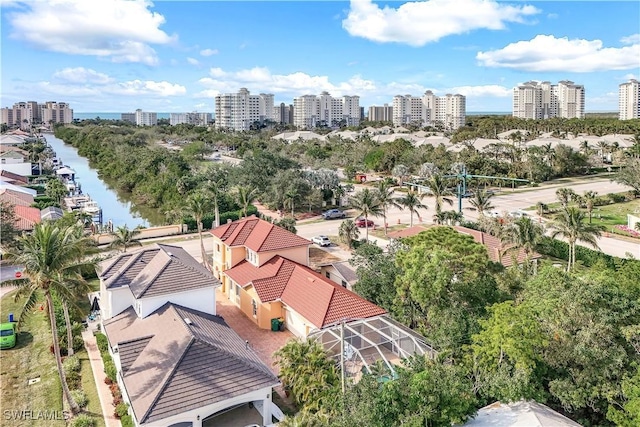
[{"left": 340, "top": 319, "right": 345, "bottom": 394}]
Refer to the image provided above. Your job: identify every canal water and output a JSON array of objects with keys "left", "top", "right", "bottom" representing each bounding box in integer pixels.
[{"left": 44, "top": 133, "right": 159, "bottom": 228}]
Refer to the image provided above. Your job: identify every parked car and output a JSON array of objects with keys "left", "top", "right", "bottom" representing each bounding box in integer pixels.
[
  {"left": 312, "top": 235, "right": 332, "bottom": 247},
  {"left": 509, "top": 210, "right": 529, "bottom": 218},
  {"left": 355, "top": 217, "right": 374, "bottom": 228},
  {"left": 487, "top": 210, "right": 501, "bottom": 218},
  {"left": 323, "top": 209, "right": 346, "bottom": 220},
  {"left": 0, "top": 322, "right": 17, "bottom": 349}
]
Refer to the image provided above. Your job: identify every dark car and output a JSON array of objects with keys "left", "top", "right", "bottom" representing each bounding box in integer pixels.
[
  {"left": 355, "top": 217, "right": 374, "bottom": 228},
  {"left": 323, "top": 209, "right": 346, "bottom": 220}
]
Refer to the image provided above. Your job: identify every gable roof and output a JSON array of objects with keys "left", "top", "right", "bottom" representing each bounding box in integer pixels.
[
  {"left": 13, "top": 205, "right": 41, "bottom": 230},
  {"left": 463, "top": 400, "right": 582, "bottom": 426},
  {"left": 225, "top": 256, "right": 386, "bottom": 329},
  {"left": 211, "top": 216, "right": 311, "bottom": 253},
  {"left": 330, "top": 261, "right": 358, "bottom": 284},
  {"left": 452, "top": 226, "right": 542, "bottom": 267},
  {"left": 0, "top": 170, "right": 28, "bottom": 184},
  {"left": 103, "top": 303, "right": 279, "bottom": 424},
  {"left": 100, "top": 244, "right": 219, "bottom": 297},
  {"left": 41, "top": 206, "right": 64, "bottom": 221},
  {"left": 0, "top": 188, "right": 34, "bottom": 207}
]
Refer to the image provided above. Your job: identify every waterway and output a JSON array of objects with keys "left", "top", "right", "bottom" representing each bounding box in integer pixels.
[{"left": 44, "top": 133, "right": 162, "bottom": 228}]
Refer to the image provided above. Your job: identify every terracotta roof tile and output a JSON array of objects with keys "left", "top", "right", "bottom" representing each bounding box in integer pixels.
[
  {"left": 387, "top": 225, "right": 430, "bottom": 239},
  {"left": 453, "top": 226, "right": 542, "bottom": 267},
  {"left": 224, "top": 256, "right": 386, "bottom": 329},
  {"left": 0, "top": 189, "right": 34, "bottom": 206},
  {"left": 13, "top": 205, "right": 41, "bottom": 230},
  {"left": 211, "top": 216, "right": 311, "bottom": 253},
  {"left": 0, "top": 170, "right": 28, "bottom": 184}
]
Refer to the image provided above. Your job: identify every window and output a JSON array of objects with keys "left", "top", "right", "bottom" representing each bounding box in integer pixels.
[
  {"left": 216, "top": 244, "right": 220, "bottom": 252},
  {"left": 252, "top": 299, "right": 257, "bottom": 317},
  {"left": 325, "top": 272, "right": 330, "bottom": 279},
  {"left": 341, "top": 280, "right": 347, "bottom": 288}
]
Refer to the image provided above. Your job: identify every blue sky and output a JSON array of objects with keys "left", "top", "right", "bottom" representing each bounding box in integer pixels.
[{"left": 1, "top": 0, "right": 639, "bottom": 113}]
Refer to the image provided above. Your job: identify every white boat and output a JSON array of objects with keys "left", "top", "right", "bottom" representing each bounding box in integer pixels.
[{"left": 81, "top": 200, "right": 101, "bottom": 214}]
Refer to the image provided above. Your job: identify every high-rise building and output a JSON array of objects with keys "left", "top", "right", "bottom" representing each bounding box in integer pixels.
[
  {"left": 513, "top": 80, "right": 584, "bottom": 119},
  {"left": 0, "top": 101, "right": 73, "bottom": 129},
  {"left": 368, "top": 104, "right": 393, "bottom": 122},
  {"left": 619, "top": 79, "right": 640, "bottom": 120},
  {"left": 392, "top": 92, "right": 466, "bottom": 129},
  {"left": 273, "top": 103, "right": 294, "bottom": 125},
  {"left": 214, "top": 88, "right": 274, "bottom": 131},
  {"left": 169, "top": 112, "right": 212, "bottom": 126},
  {"left": 293, "top": 92, "right": 360, "bottom": 129},
  {"left": 134, "top": 109, "right": 157, "bottom": 126}
]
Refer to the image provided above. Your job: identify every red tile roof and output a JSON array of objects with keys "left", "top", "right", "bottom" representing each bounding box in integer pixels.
[
  {"left": 211, "top": 216, "right": 311, "bottom": 253},
  {"left": 224, "top": 256, "right": 386, "bottom": 329},
  {"left": 0, "top": 170, "right": 29, "bottom": 184},
  {"left": 13, "top": 205, "right": 41, "bottom": 230},
  {"left": 452, "top": 226, "right": 541, "bottom": 267},
  {"left": 387, "top": 225, "right": 430, "bottom": 239},
  {"left": 0, "top": 189, "right": 34, "bottom": 206}
]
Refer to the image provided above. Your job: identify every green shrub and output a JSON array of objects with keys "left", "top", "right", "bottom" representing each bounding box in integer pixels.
[
  {"left": 63, "top": 355, "right": 81, "bottom": 374},
  {"left": 71, "top": 414, "right": 96, "bottom": 427},
  {"left": 607, "top": 193, "right": 626, "bottom": 203},
  {"left": 71, "top": 389, "right": 89, "bottom": 409},
  {"left": 66, "top": 370, "right": 81, "bottom": 390},
  {"left": 73, "top": 336, "right": 85, "bottom": 352},
  {"left": 115, "top": 402, "right": 129, "bottom": 418},
  {"left": 120, "top": 414, "right": 135, "bottom": 427},
  {"left": 95, "top": 333, "right": 109, "bottom": 354},
  {"left": 104, "top": 361, "right": 117, "bottom": 383}
]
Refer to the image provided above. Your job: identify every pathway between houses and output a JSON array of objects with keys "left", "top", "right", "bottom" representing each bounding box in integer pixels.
[{"left": 81, "top": 328, "right": 121, "bottom": 427}]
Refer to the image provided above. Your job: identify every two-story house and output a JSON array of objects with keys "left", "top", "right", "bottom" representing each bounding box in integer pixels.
[
  {"left": 99, "top": 243, "right": 280, "bottom": 427},
  {"left": 211, "top": 217, "right": 387, "bottom": 338}
]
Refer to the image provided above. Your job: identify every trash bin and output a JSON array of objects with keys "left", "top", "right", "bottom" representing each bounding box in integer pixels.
[
  {"left": 271, "top": 318, "right": 280, "bottom": 332},
  {"left": 278, "top": 317, "right": 285, "bottom": 331},
  {"left": 8, "top": 313, "right": 14, "bottom": 323}
]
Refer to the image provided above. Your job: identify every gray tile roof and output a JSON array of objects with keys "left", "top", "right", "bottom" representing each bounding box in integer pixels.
[
  {"left": 100, "top": 244, "right": 219, "bottom": 296},
  {"left": 332, "top": 261, "right": 358, "bottom": 284},
  {"left": 103, "top": 303, "right": 279, "bottom": 424}
]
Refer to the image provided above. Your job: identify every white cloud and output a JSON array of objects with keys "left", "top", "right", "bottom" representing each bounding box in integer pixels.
[
  {"left": 52, "top": 67, "right": 114, "bottom": 84},
  {"left": 199, "top": 48, "right": 218, "bottom": 56},
  {"left": 342, "top": 0, "right": 539, "bottom": 46},
  {"left": 477, "top": 34, "right": 640, "bottom": 72},
  {"left": 6, "top": 0, "right": 175, "bottom": 65},
  {"left": 187, "top": 57, "right": 199, "bottom": 65},
  {"left": 624, "top": 73, "right": 637, "bottom": 80},
  {"left": 621, "top": 34, "right": 640, "bottom": 45},
  {"left": 449, "top": 85, "right": 511, "bottom": 97}
]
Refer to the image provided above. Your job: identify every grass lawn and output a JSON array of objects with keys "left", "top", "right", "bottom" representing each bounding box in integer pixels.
[
  {"left": 1, "top": 286, "right": 107, "bottom": 427},
  {"left": 0, "top": 289, "right": 65, "bottom": 427}
]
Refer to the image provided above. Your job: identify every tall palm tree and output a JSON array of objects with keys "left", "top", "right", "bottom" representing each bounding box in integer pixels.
[
  {"left": 349, "top": 188, "right": 382, "bottom": 241},
  {"left": 108, "top": 225, "right": 143, "bottom": 253},
  {"left": 234, "top": 185, "right": 258, "bottom": 218},
  {"left": 424, "top": 175, "right": 454, "bottom": 217},
  {"left": 581, "top": 190, "right": 598, "bottom": 223},
  {"left": 1, "top": 223, "right": 96, "bottom": 414},
  {"left": 501, "top": 216, "right": 545, "bottom": 261},
  {"left": 396, "top": 189, "right": 428, "bottom": 227},
  {"left": 555, "top": 187, "right": 577, "bottom": 209},
  {"left": 376, "top": 180, "right": 401, "bottom": 234},
  {"left": 469, "top": 189, "right": 495, "bottom": 216},
  {"left": 339, "top": 219, "right": 360, "bottom": 249},
  {"left": 186, "top": 192, "right": 213, "bottom": 271},
  {"left": 207, "top": 176, "right": 227, "bottom": 228},
  {"left": 549, "top": 207, "right": 605, "bottom": 271},
  {"left": 284, "top": 188, "right": 299, "bottom": 218}
]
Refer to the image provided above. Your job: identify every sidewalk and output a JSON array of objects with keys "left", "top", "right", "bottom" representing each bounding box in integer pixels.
[{"left": 81, "top": 328, "right": 121, "bottom": 427}]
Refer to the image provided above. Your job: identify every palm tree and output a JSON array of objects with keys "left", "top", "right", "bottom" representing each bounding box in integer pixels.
[
  {"left": 581, "top": 190, "right": 598, "bottom": 223},
  {"left": 234, "top": 185, "right": 258, "bottom": 218},
  {"left": 208, "top": 176, "right": 227, "bottom": 228},
  {"left": 108, "top": 225, "right": 143, "bottom": 253},
  {"left": 284, "top": 188, "right": 299, "bottom": 218},
  {"left": 349, "top": 188, "right": 382, "bottom": 241},
  {"left": 501, "top": 216, "right": 545, "bottom": 261},
  {"left": 549, "top": 207, "right": 605, "bottom": 271},
  {"left": 424, "top": 175, "right": 454, "bottom": 217},
  {"left": 469, "top": 189, "right": 495, "bottom": 216},
  {"left": 1, "top": 223, "right": 96, "bottom": 414},
  {"left": 555, "top": 187, "right": 577, "bottom": 209},
  {"left": 186, "top": 192, "right": 213, "bottom": 271},
  {"left": 535, "top": 201, "right": 548, "bottom": 217},
  {"left": 339, "top": 219, "right": 360, "bottom": 249},
  {"left": 376, "top": 180, "right": 401, "bottom": 234},
  {"left": 396, "top": 188, "right": 428, "bottom": 227}
]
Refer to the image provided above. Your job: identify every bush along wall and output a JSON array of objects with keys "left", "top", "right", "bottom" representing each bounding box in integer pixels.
[
  {"left": 94, "top": 333, "right": 133, "bottom": 425},
  {"left": 536, "top": 236, "right": 633, "bottom": 269}
]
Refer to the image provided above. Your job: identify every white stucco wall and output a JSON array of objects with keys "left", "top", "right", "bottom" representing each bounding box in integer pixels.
[
  {"left": 138, "top": 287, "right": 217, "bottom": 318},
  {"left": 284, "top": 307, "right": 313, "bottom": 338},
  {"left": 106, "top": 287, "right": 135, "bottom": 320}
]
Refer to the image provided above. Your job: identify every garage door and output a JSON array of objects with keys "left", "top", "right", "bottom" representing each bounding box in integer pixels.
[{"left": 285, "top": 309, "right": 306, "bottom": 338}]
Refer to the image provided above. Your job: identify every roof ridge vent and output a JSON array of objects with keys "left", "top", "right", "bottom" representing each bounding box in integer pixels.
[{"left": 184, "top": 318, "right": 193, "bottom": 325}]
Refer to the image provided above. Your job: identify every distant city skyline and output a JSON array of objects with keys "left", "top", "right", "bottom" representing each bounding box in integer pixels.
[{"left": 2, "top": 1, "right": 638, "bottom": 113}]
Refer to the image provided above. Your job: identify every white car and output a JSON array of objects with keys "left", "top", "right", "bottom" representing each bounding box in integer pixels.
[
  {"left": 312, "top": 235, "right": 331, "bottom": 247},
  {"left": 509, "top": 210, "right": 528, "bottom": 218},
  {"left": 487, "top": 210, "right": 501, "bottom": 218}
]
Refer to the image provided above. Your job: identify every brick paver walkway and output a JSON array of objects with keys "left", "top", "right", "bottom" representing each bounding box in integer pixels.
[
  {"left": 215, "top": 289, "right": 294, "bottom": 376},
  {"left": 81, "top": 329, "right": 121, "bottom": 427}
]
